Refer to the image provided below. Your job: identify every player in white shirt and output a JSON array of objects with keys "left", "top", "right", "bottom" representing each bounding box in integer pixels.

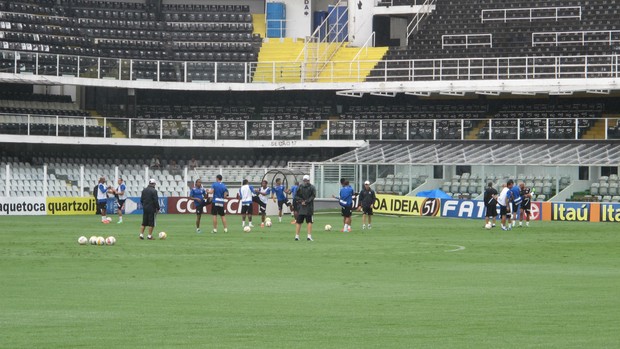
[
  {"left": 255, "top": 180, "right": 271, "bottom": 228},
  {"left": 238, "top": 179, "right": 255, "bottom": 228},
  {"left": 110, "top": 177, "right": 127, "bottom": 224},
  {"left": 497, "top": 180, "right": 514, "bottom": 231}
]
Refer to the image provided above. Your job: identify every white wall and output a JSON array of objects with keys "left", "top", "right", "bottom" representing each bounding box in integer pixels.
[{"left": 349, "top": 0, "right": 374, "bottom": 46}]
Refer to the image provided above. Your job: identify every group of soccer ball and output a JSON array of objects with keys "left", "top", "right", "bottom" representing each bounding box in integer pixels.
[
  {"left": 78, "top": 235, "right": 117, "bottom": 246},
  {"left": 78, "top": 232, "right": 167, "bottom": 245}
]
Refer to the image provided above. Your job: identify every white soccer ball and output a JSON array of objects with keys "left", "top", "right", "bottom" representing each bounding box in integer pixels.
[
  {"left": 96, "top": 236, "right": 105, "bottom": 246},
  {"left": 158, "top": 231, "right": 167, "bottom": 240},
  {"left": 105, "top": 236, "right": 116, "bottom": 245},
  {"left": 106, "top": 217, "right": 112, "bottom": 222},
  {"left": 325, "top": 224, "right": 332, "bottom": 231},
  {"left": 265, "top": 220, "right": 272, "bottom": 227},
  {"left": 243, "top": 226, "right": 251, "bottom": 233},
  {"left": 484, "top": 223, "right": 492, "bottom": 230},
  {"left": 265, "top": 217, "right": 272, "bottom": 223},
  {"left": 89, "top": 236, "right": 98, "bottom": 245},
  {"left": 78, "top": 236, "right": 88, "bottom": 245}
]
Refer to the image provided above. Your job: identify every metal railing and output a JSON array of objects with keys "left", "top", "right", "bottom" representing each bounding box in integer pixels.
[
  {"left": 2, "top": 113, "right": 619, "bottom": 142},
  {"left": 405, "top": 0, "right": 436, "bottom": 45},
  {"left": 441, "top": 34, "right": 492, "bottom": 49},
  {"left": 481, "top": 6, "right": 581, "bottom": 23},
  {"left": 2, "top": 49, "right": 620, "bottom": 84},
  {"left": 532, "top": 30, "right": 620, "bottom": 47}
]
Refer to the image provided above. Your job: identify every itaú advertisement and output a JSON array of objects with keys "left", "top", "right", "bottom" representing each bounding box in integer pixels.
[
  {"left": 373, "top": 194, "right": 440, "bottom": 216},
  {"left": 541, "top": 202, "right": 599, "bottom": 222},
  {"left": 0, "top": 197, "right": 47, "bottom": 215},
  {"left": 167, "top": 197, "right": 259, "bottom": 215},
  {"left": 441, "top": 199, "right": 542, "bottom": 221}
]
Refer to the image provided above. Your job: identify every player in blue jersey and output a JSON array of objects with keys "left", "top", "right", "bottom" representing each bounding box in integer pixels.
[
  {"left": 333, "top": 179, "right": 354, "bottom": 232},
  {"left": 286, "top": 181, "right": 299, "bottom": 224},
  {"left": 111, "top": 177, "right": 127, "bottom": 224},
  {"left": 255, "top": 180, "right": 271, "bottom": 228},
  {"left": 209, "top": 174, "right": 229, "bottom": 233},
  {"left": 271, "top": 178, "right": 292, "bottom": 223},
  {"left": 188, "top": 179, "right": 209, "bottom": 233},
  {"left": 96, "top": 176, "right": 110, "bottom": 224},
  {"left": 238, "top": 179, "right": 255, "bottom": 229},
  {"left": 510, "top": 180, "right": 522, "bottom": 228}
]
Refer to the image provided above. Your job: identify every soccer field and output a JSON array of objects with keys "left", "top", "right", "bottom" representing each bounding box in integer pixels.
[{"left": 1, "top": 213, "right": 619, "bottom": 349}]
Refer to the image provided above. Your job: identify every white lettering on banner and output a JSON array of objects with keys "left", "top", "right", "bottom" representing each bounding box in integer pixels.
[
  {"left": 457, "top": 201, "right": 486, "bottom": 218},
  {"left": 442, "top": 200, "right": 458, "bottom": 216}
]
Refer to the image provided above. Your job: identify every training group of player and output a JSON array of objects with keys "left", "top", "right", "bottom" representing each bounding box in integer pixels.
[
  {"left": 94, "top": 174, "right": 378, "bottom": 241},
  {"left": 483, "top": 179, "right": 533, "bottom": 231}
]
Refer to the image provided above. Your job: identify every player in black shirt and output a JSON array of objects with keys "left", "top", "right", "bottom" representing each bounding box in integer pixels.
[
  {"left": 519, "top": 182, "right": 532, "bottom": 227},
  {"left": 483, "top": 182, "right": 498, "bottom": 228}
]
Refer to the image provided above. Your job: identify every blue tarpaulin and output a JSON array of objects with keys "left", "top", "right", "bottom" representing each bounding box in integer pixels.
[{"left": 416, "top": 189, "right": 452, "bottom": 199}]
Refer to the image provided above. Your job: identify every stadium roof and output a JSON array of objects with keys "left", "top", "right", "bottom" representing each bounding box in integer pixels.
[{"left": 322, "top": 142, "right": 620, "bottom": 166}]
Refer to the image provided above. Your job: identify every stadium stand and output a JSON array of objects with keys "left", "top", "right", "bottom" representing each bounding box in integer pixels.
[
  {"left": 0, "top": 149, "right": 329, "bottom": 197},
  {"left": 368, "top": 0, "right": 620, "bottom": 81},
  {"left": 0, "top": 0, "right": 261, "bottom": 82}
]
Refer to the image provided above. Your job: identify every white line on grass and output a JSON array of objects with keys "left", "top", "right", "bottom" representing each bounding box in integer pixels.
[{"left": 444, "top": 245, "right": 466, "bottom": 253}]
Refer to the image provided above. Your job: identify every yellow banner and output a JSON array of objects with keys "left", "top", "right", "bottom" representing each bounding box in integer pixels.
[
  {"left": 46, "top": 197, "right": 98, "bottom": 215},
  {"left": 373, "top": 194, "right": 440, "bottom": 216}
]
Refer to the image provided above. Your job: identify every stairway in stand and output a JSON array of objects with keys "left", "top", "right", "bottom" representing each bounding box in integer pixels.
[
  {"left": 316, "top": 45, "right": 388, "bottom": 83},
  {"left": 253, "top": 38, "right": 306, "bottom": 83}
]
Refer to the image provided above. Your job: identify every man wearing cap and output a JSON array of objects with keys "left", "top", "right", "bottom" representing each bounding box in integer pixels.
[
  {"left": 139, "top": 178, "right": 160, "bottom": 240},
  {"left": 294, "top": 174, "right": 316, "bottom": 241},
  {"left": 358, "top": 180, "right": 376, "bottom": 230}
]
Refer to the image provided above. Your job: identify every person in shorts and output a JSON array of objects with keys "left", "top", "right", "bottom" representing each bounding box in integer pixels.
[
  {"left": 519, "top": 182, "right": 532, "bottom": 227},
  {"left": 188, "top": 179, "right": 209, "bottom": 233},
  {"left": 209, "top": 174, "right": 229, "bottom": 233},
  {"left": 238, "top": 179, "right": 255, "bottom": 229},
  {"left": 333, "top": 179, "right": 354, "bottom": 232},
  {"left": 294, "top": 175, "right": 316, "bottom": 241},
  {"left": 139, "top": 178, "right": 160, "bottom": 240},
  {"left": 271, "top": 178, "right": 292, "bottom": 223},
  {"left": 254, "top": 180, "right": 271, "bottom": 227},
  {"left": 483, "top": 181, "right": 498, "bottom": 228},
  {"left": 358, "top": 180, "right": 376, "bottom": 230}
]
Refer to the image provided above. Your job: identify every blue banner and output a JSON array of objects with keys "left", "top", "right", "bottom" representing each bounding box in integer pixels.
[{"left": 600, "top": 203, "right": 620, "bottom": 222}]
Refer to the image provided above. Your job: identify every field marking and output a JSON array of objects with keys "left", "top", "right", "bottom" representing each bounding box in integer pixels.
[{"left": 444, "top": 245, "right": 466, "bottom": 253}]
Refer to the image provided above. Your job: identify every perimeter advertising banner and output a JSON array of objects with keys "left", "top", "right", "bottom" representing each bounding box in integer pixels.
[
  {"left": 373, "top": 194, "right": 440, "bottom": 216},
  {"left": 600, "top": 203, "right": 620, "bottom": 222},
  {"left": 441, "top": 199, "right": 542, "bottom": 221},
  {"left": 0, "top": 197, "right": 47, "bottom": 215},
  {"left": 46, "top": 197, "right": 98, "bottom": 215},
  {"left": 541, "top": 202, "right": 599, "bottom": 222},
  {"left": 167, "top": 197, "right": 259, "bottom": 215}
]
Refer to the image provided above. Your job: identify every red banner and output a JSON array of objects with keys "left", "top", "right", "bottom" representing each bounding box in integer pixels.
[{"left": 167, "top": 197, "right": 259, "bottom": 215}]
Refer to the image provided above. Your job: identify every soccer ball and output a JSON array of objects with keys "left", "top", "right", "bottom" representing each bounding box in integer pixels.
[
  {"left": 243, "top": 226, "right": 251, "bottom": 233},
  {"left": 484, "top": 223, "right": 492, "bottom": 230},
  {"left": 106, "top": 217, "right": 112, "bottom": 222},
  {"left": 105, "top": 236, "right": 116, "bottom": 245},
  {"left": 158, "top": 231, "right": 167, "bottom": 240},
  {"left": 265, "top": 220, "right": 272, "bottom": 227},
  {"left": 96, "top": 236, "right": 105, "bottom": 246},
  {"left": 325, "top": 224, "right": 332, "bottom": 231},
  {"left": 89, "top": 236, "right": 98, "bottom": 245},
  {"left": 78, "top": 236, "right": 88, "bottom": 245},
  {"left": 265, "top": 217, "right": 272, "bottom": 224}
]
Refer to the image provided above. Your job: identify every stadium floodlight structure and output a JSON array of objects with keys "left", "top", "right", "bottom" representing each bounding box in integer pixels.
[{"left": 310, "top": 142, "right": 620, "bottom": 200}]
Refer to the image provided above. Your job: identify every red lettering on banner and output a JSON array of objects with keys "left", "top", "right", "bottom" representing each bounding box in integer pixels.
[{"left": 168, "top": 197, "right": 257, "bottom": 215}]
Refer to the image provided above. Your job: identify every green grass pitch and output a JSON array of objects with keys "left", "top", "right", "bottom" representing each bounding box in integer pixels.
[{"left": 1, "top": 213, "right": 619, "bottom": 349}]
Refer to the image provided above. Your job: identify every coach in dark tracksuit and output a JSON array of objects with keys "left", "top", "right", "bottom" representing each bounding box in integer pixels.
[{"left": 139, "top": 178, "right": 160, "bottom": 240}]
